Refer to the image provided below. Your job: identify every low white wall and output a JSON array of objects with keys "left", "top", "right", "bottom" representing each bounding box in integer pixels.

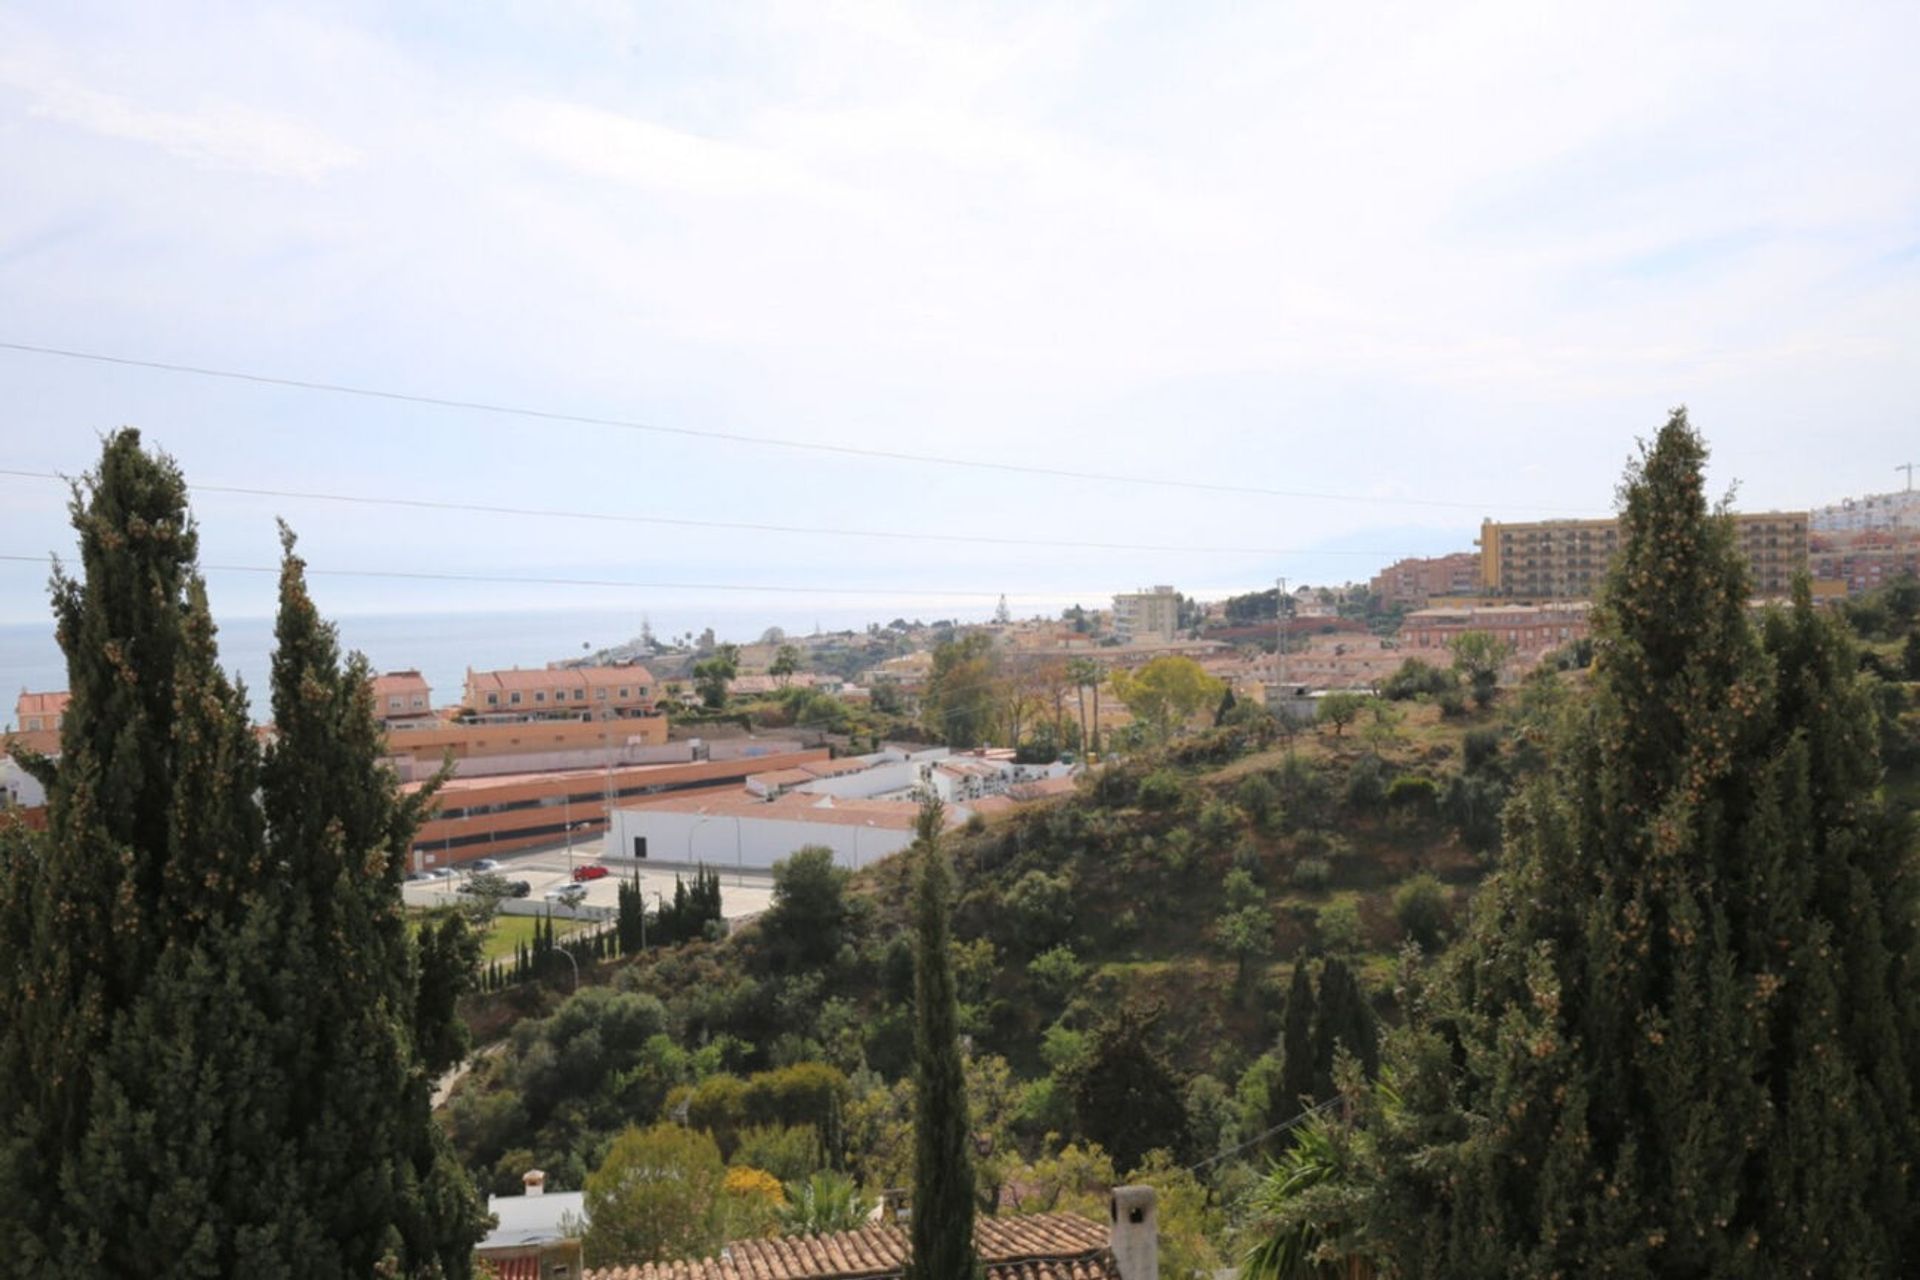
[
  {"left": 1, "top": 755, "right": 45, "bottom": 809},
  {"left": 607, "top": 806, "right": 919, "bottom": 872}
]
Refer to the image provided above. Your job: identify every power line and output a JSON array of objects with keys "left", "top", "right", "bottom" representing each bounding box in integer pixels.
[
  {"left": 1186, "top": 1097, "right": 1342, "bottom": 1174},
  {"left": 0, "top": 469, "right": 1440, "bottom": 559},
  {"left": 0, "top": 553, "right": 1043, "bottom": 602},
  {"left": 0, "top": 340, "right": 1582, "bottom": 514}
]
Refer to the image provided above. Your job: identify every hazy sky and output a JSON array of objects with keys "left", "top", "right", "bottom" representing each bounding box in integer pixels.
[{"left": 2, "top": 1, "right": 1916, "bottom": 634}]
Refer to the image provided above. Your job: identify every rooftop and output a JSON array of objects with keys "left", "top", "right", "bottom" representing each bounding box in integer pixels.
[
  {"left": 585, "top": 1212, "right": 1111, "bottom": 1280},
  {"left": 467, "top": 664, "right": 657, "bottom": 695},
  {"left": 620, "top": 788, "right": 949, "bottom": 833}
]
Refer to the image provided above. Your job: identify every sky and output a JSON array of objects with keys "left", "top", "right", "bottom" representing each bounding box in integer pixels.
[{"left": 1, "top": 1, "right": 1917, "bottom": 638}]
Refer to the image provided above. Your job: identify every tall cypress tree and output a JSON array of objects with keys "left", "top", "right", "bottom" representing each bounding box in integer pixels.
[
  {"left": 0, "top": 433, "right": 485, "bottom": 1274},
  {"left": 0, "top": 431, "right": 268, "bottom": 1272},
  {"left": 1368, "top": 411, "right": 1920, "bottom": 1274},
  {"left": 907, "top": 796, "right": 976, "bottom": 1280},
  {"left": 1279, "top": 961, "right": 1317, "bottom": 1113}
]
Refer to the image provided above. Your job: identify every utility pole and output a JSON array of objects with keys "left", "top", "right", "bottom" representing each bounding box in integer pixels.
[
  {"left": 1899, "top": 463, "right": 1916, "bottom": 493},
  {"left": 1274, "top": 577, "right": 1288, "bottom": 690}
]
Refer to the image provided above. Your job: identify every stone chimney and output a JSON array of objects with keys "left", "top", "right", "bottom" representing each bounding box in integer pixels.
[
  {"left": 522, "top": 1168, "right": 546, "bottom": 1197},
  {"left": 1108, "top": 1185, "right": 1157, "bottom": 1280}
]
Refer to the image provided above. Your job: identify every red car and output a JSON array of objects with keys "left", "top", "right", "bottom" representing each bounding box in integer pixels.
[{"left": 571, "top": 864, "right": 610, "bottom": 882}]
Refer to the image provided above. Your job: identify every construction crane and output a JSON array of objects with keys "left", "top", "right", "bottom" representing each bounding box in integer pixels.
[{"left": 1900, "top": 463, "right": 1917, "bottom": 493}]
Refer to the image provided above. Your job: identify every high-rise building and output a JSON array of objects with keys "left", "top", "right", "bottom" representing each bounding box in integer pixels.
[
  {"left": 1111, "top": 585, "right": 1181, "bottom": 644},
  {"left": 1478, "top": 512, "right": 1807, "bottom": 600}
]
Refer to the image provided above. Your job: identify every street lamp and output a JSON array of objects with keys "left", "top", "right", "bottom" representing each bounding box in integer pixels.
[{"left": 689, "top": 814, "right": 714, "bottom": 864}]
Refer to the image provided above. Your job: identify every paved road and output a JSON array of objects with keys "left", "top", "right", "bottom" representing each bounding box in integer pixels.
[{"left": 401, "top": 834, "right": 776, "bottom": 920}]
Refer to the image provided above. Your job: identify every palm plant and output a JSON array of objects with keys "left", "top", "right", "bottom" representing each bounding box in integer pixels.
[
  {"left": 776, "top": 1170, "right": 875, "bottom": 1237},
  {"left": 1240, "top": 1111, "right": 1364, "bottom": 1280}
]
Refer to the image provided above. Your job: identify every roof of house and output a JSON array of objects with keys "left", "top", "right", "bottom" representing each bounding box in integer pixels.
[
  {"left": 749, "top": 768, "right": 817, "bottom": 789},
  {"left": 585, "top": 1212, "right": 1111, "bottom": 1280},
  {"left": 370, "top": 670, "right": 431, "bottom": 699},
  {"left": 620, "top": 789, "right": 951, "bottom": 833},
  {"left": 467, "top": 665, "right": 658, "bottom": 696},
  {"left": 15, "top": 690, "right": 69, "bottom": 719}
]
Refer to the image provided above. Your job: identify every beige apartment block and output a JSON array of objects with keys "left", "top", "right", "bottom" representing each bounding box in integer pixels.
[
  {"left": 1478, "top": 512, "right": 1807, "bottom": 600},
  {"left": 1112, "top": 585, "right": 1181, "bottom": 644}
]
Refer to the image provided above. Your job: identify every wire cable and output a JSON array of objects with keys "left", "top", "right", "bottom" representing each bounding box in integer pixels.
[
  {"left": 1187, "top": 1097, "right": 1343, "bottom": 1173},
  {"left": 0, "top": 340, "right": 1584, "bottom": 514},
  {"left": 0, "top": 553, "right": 1056, "bottom": 602},
  {"left": 0, "top": 468, "right": 1451, "bottom": 559}
]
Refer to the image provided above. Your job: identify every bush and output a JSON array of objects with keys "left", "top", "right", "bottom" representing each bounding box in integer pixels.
[
  {"left": 1392, "top": 873, "right": 1448, "bottom": 950},
  {"left": 1316, "top": 899, "right": 1362, "bottom": 953},
  {"left": 1234, "top": 773, "right": 1281, "bottom": 831},
  {"left": 1137, "top": 769, "right": 1187, "bottom": 811},
  {"left": 1436, "top": 688, "right": 1468, "bottom": 718},
  {"left": 1385, "top": 774, "right": 1440, "bottom": 818},
  {"left": 1380, "top": 658, "right": 1455, "bottom": 701},
  {"left": 1344, "top": 755, "right": 1387, "bottom": 814},
  {"left": 1462, "top": 727, "right": 1504, "bottom": 775},
  {"left": 1289, "top": 858, "right": 1332, "bottom": 892},
  {"left": 1197, "top": 797, "right": 1240, "bottom": 844},
  {"left": 732, "top": 1124, "right": 822, "bottom": 1183},
  {"left": 1030, "top": 945, "right": 1088, "bottom": 1000}
]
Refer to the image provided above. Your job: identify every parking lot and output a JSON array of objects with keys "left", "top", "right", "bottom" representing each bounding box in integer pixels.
[{"left": 400, "top": 834, "right": 777, "bottom": 921}]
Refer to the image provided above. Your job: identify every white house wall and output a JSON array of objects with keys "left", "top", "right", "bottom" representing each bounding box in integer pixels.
[{"left": 607, "top": 806, "right": 939, "bottom": 872}]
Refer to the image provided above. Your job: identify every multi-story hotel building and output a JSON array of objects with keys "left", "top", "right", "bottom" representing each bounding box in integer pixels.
[{"left": 1478, "top": 513, "right": 1807, "bottom": 600}]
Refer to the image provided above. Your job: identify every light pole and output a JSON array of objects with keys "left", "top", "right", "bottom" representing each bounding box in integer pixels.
[{"left": 689, "top": 814, "right": 714, "bottom": 865}]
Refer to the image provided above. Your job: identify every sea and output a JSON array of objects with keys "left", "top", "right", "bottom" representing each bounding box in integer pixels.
[{"left": 0, "top": 603, "right": 949, "bottom": 725}]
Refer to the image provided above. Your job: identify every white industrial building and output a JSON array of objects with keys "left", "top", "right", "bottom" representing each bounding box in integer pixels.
[{"left": 606, "top": 744, "right": 1077, "bottom": 872}]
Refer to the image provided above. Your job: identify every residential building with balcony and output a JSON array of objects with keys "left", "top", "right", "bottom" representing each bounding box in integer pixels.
[
  {"left": 1111, "top": 586, "right": 1181, "bottom": 644},
  {"left": 1813, "top": 488, "right": 1920, "bottom": 533},
  {"left": 1402, "top": 601, "right": 1593, "bottom": 656},
  {"left": 369, "top": 671, "right": 433, "bottom": 727},
  {"left": 1369, "top": 553, "right": 1480, "bottom": 606},
  {"left": 1478, "top": 512, "right": 1807, "bottom": 600},
  {"left": 463, "top": 662, "right": 657, "bottom": 722}
]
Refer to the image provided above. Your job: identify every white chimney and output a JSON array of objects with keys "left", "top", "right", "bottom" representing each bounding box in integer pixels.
[
  {"left": 1109, "top": 1185, "right": 1157, "bottom": 1280},
  {"left": 522, "top": 1169, "right": 546, "bottom": 1197}
]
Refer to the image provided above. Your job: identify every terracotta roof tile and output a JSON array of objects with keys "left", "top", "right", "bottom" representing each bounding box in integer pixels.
[{"left": 584, "top": 1213, "right": 1111, "bottom": 1280}]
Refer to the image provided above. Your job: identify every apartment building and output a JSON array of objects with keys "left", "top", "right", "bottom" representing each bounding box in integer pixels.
[
  {"left": 1478, "top": 513, "right": 1807, "bottom": 599},
  {"left": 1402, "top": 602, "right": 1593, "bottom": 655},
  {"left": 1809, "top": 529, "right": 1920, "bottom": 596},
  {"left": 13, "top": 689, "right": 68, "bottom": 735},
  {"left": 463, "top": 662, "right": 657, "bottom": 721},
  {"left": 379, "top": 714, "right": 673, "bottom": 783},
  {"left": 369, "top": 671, "right": 433, "bottom": 726},
  {"left": 1368, "top": 553, "right": 1480, "bottom": 607},
  {"left": 1813, "top": 488, "right": 1920, "bottom": 533},
  {"left": 1111, "top": 586, "right": 1181, "bottom": 644}
]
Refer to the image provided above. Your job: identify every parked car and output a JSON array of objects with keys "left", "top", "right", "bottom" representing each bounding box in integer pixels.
[
  {"left": 468, "top": 859, "right": 501, "bottom": 874},
  {"left": 571, "top": 864, "right": 610, "bottom": 883},
  {"left": 543, "top": 884, "right": 587, "bottom": 903},
  {"left": 506, "top": 879, "right": 532, "bottom": 898},
  {"left": 404, "top": 872, "right": 432, "bottom": 883}
]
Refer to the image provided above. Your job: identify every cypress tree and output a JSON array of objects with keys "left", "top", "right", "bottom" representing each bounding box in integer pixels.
[
  {"left": 0, "top": 433, "right": 487, "bottom": 1274},
  {"left": 1369, "top": 410, "right": 1920, "bottom": 1274},
  {"left": 1279, "top": 962, "right": 1317, "bottom": 1112},
  {"left": 257, "top": 522, "right": 487, "bottom": 1273},
  {"left": 907, "top": 796, "right": 976, "bottom": 1280},
  {"left": 1309, "top": 957, "right": 1377, "bottom": 1102}
]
